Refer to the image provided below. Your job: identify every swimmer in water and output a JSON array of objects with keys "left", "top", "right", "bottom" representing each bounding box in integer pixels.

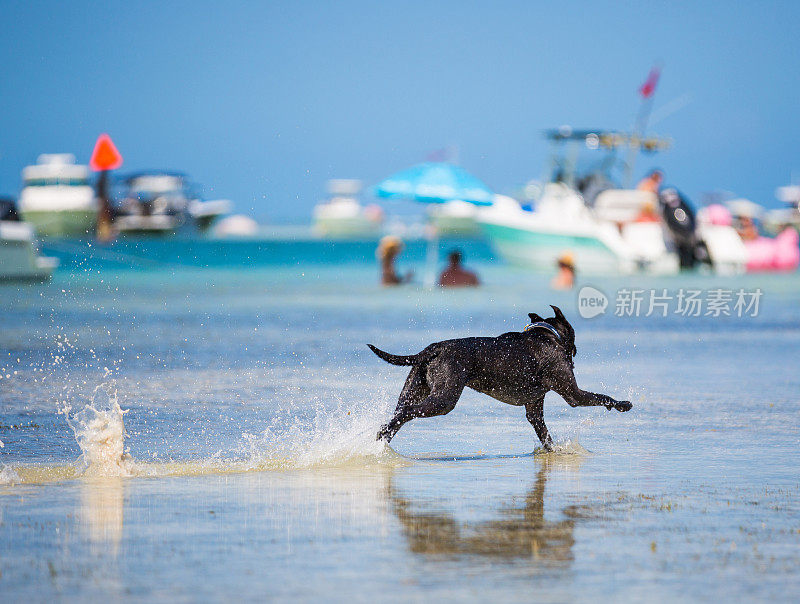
[
  {"left": 550, "top": 251, "right": 575, "bottom": 290},
  {"left": 377, "top": 236, "right": 412, "bottom": 285},
  {"left": 438, "top": 249, "right": 480, "bottom": 287}
]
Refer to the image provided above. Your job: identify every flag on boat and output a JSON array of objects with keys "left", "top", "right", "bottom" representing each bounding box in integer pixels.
[
  {"left": 425, "top": 148, "right": 449, "bottom": 162},
  {"left": 639, "top": 66, "right": 661, "bottom": 99}
]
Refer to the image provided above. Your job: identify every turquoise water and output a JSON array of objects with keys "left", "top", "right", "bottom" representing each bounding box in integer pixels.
[{"left": 1, "top": 238, "right": 799, "bottom": 601}]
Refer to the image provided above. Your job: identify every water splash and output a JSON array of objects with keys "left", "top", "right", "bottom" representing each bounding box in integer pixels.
[
  {"left": 0, "top": 463, "right": 22, "bottom": 485},
  {"left": 242, "top": 398, "right": 403, "bottom": 469},
  {"left": 4, "top": 379, "right": 403, "bottom": 487},
  {"left": 540, "top": 437, "right": 591, "bottom": 456},
  {"left": 61, "top": 384, "right": 133, "bottom": 477}
]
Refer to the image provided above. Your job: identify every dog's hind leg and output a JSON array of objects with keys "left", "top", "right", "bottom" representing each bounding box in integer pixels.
[
  {"left": 377, "top": 365, "right": 430, "bottom": 442},
  {"left": 525, "top": 395, "right": 554, "bottom": 451},
  {"left": 378, "top": 362, "right": 466, "bottom": 442}
]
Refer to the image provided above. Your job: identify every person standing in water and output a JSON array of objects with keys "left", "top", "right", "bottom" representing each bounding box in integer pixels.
[
  {"left": 634, "top": 198, "right": 661, "bottom": 223},
  {"left": 637, "top": 169, "right": 664, "bottom": 194},
  {"left": 438, "top": 249, "right": 480, "bottom": 287},
  {"left": 377, "top": 236, "right": 412, "bottom": 285},
  {"left": 550, "top": 251, "right": 576, "bottom": 290}
]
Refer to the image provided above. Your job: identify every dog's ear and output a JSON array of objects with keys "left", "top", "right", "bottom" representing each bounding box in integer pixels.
[
  {"left": 528, "top": 312, "right": 545, "bottom": 323},
  {"left": 549, "top": 305, "right": 568, "bottom": 324}
]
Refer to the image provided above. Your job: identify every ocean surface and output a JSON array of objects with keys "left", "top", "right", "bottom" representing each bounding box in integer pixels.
[{"left": 1, "top": 236, "right": 799, "bottom": 602}]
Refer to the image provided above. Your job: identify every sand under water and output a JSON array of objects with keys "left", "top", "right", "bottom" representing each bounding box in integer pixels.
[{"left": 1, "top": 240, "right": 799, "bottom": 601}]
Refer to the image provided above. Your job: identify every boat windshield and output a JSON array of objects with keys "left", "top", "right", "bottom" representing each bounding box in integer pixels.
[
  {"left": 541, "top": 127, "right": 671, "bottom": 201},
  {"left": 24, "top": 177, "right": 90, "bottom": 187}
]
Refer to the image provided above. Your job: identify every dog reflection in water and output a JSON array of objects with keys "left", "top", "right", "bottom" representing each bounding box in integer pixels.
[{"left": 389, "top": 460, "right": 597, "bottom": 563}]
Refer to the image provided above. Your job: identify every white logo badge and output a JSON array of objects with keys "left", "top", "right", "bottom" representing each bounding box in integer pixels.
[{"left": 577, "top": 286, "right": 608, "bottom": 318}]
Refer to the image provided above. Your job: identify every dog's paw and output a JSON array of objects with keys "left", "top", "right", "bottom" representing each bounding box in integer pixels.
[{"left": 613, "top": 401, "right": 633, "bottom": 412}]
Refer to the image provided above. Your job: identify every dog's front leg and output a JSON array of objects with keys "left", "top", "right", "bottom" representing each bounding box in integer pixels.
[
  {"left": 562, "top": 386, "right": 632, "bottom": 411},
  {"left": 544, "top": 361, "right": 632, "bottom": 412},
  {"left": 525, "top": 395, "right": 554, "bottom": 451},
  {"left": 554, "top": 384, "right": 633, "bottom": 411}
]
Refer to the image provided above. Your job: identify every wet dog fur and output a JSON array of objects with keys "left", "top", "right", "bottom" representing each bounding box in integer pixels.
[{"left": 369, "top": 306, "right": 632, "bottom": 450}]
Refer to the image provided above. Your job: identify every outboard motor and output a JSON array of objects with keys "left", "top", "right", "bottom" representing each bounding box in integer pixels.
[{"left": 658, "top": 187, "right": 700, "bottom": 269}]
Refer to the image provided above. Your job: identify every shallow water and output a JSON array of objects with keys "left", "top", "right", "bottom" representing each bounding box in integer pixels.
[{"left": 1, "top": 239, "right": 799, "bottom": 601}]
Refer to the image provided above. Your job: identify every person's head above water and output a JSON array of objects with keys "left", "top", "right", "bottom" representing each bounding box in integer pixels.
[
  {"left": 377, "top": 235, "right": 404, "bottom": 261},
  {"left": 557, "top": 251, "right": 575, "bottom": 272},
  {"left": 447, "top": 249, "right": 463, "bottom": 266}
]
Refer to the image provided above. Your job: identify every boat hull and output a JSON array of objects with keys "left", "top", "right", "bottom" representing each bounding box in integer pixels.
[
  {"left": 114, "top": 215, "right": 180, "bottom": 236},
  {"left": 312, "top": 217, "right": 382, "bottom": 238},
  {"left": 479, "top": 221, "right": 621, "bottom": 273},
  {"left": 0, "top": 222, "right": 58, "bottom": 281},
  {"left": 427, "top": 200, "right": 481, "bottom": 237},
  {"left": 428, "top": 214, "right": 481, "bottom": 237},
  {"left": 20, "top": 209, "right": 96, "bottom": 238}
]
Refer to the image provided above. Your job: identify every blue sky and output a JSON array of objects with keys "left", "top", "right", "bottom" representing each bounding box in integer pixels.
[{"left": 1, "top": 1, "right": 798, "bottom": 221}]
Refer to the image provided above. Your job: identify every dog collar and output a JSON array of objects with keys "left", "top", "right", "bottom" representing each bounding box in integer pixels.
[{"left": 524, "top": 321, "right": 562, "bottom": 341}]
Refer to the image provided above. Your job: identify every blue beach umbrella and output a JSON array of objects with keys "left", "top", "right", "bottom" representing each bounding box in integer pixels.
[
  {"left": 373, "top": 162, "right": 494, "bottom": 287},
  {"left": 373, "top": 162, "right": 494, "bottom": 206}
]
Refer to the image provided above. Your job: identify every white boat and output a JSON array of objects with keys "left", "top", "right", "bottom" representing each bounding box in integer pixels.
[
  {"left": 115, "top": 172, "right": 231, "bottom": 235},
  {"left": 0, "top": 200, "right": 58, "bottom": 280},
  {"left": 212, "top": 214, "right": 260, "bottom": 238},
  {"left": 312, "top": 179, "right": 383, "bottom": 238},
  {"left": 765, "top": 185, "right": 800, "bottom": 233},
  {"left": 477, "top": 127, "right": 746, "bottom": 275},
  {"left": 18, "top": 154, "right": 98, "bottom": 237},
  {"left": 479, "top": 184, "right": 682, "bottom": 274},
  {"left": 427, "top": 199, "right": 482, "bottom": 237}
]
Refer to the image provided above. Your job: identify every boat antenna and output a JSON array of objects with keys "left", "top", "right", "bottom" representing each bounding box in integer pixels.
[{"left": 624, "top": 63, "right": 662, "bottom": 187}]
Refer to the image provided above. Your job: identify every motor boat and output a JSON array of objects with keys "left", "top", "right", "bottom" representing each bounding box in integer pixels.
[
  {"left": 17, "top": 154, "right": 98, "bottom": 237},
  {"left": 427, "top": 199, "right": 482, "bottom": 237},
  {"left": 0, "top": 198, "right": 58, "bottom": 280},
  {"left": 114, "top": 172, "right": 231, "bottom": 235},
  {"left": 479, "top": 184, "right": 683, "bottom": 274},
  {"left": 212, "top": 214, "right": 260, "bottom": 238},
  {"left": 477, "top": 127, "right": 747, "bottom": 274},
  {"left": 312, "top": 179, "right": 383, "bottom": 238}
]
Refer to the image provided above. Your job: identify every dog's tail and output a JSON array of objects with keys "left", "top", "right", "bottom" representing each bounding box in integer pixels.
[{"left": 367, "top": 344, "right": 420, "bottom": 366}]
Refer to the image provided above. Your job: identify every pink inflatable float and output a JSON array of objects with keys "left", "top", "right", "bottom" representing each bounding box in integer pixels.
[
  {"left": 700, "top": 203, "right": 799, "bottom": 272},
  {"left": 744, "top": 227, "right": 799, "bottom": 272}
]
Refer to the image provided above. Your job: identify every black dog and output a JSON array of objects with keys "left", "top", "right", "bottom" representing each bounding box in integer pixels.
[{"left": 369, "top": 306, "right": 631, "bottom": 450}]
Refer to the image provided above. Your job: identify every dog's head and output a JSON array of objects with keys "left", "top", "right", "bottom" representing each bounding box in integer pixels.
[{"left": 528, "top": 305, "right": 577, "bottom": 357}]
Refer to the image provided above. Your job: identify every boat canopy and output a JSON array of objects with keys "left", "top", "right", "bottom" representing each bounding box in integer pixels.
[
  {"left": 544, "top": 127, "right": 671, "bottom": 152},
  {"left": 22, "top": 154, "right": 90, "bottom": 186},
  {"left": 776, "top": 185, "right": 800, "bottom": 205},
  {"left": 121, "top": 172, "right": 193, "bottom": 197}
]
